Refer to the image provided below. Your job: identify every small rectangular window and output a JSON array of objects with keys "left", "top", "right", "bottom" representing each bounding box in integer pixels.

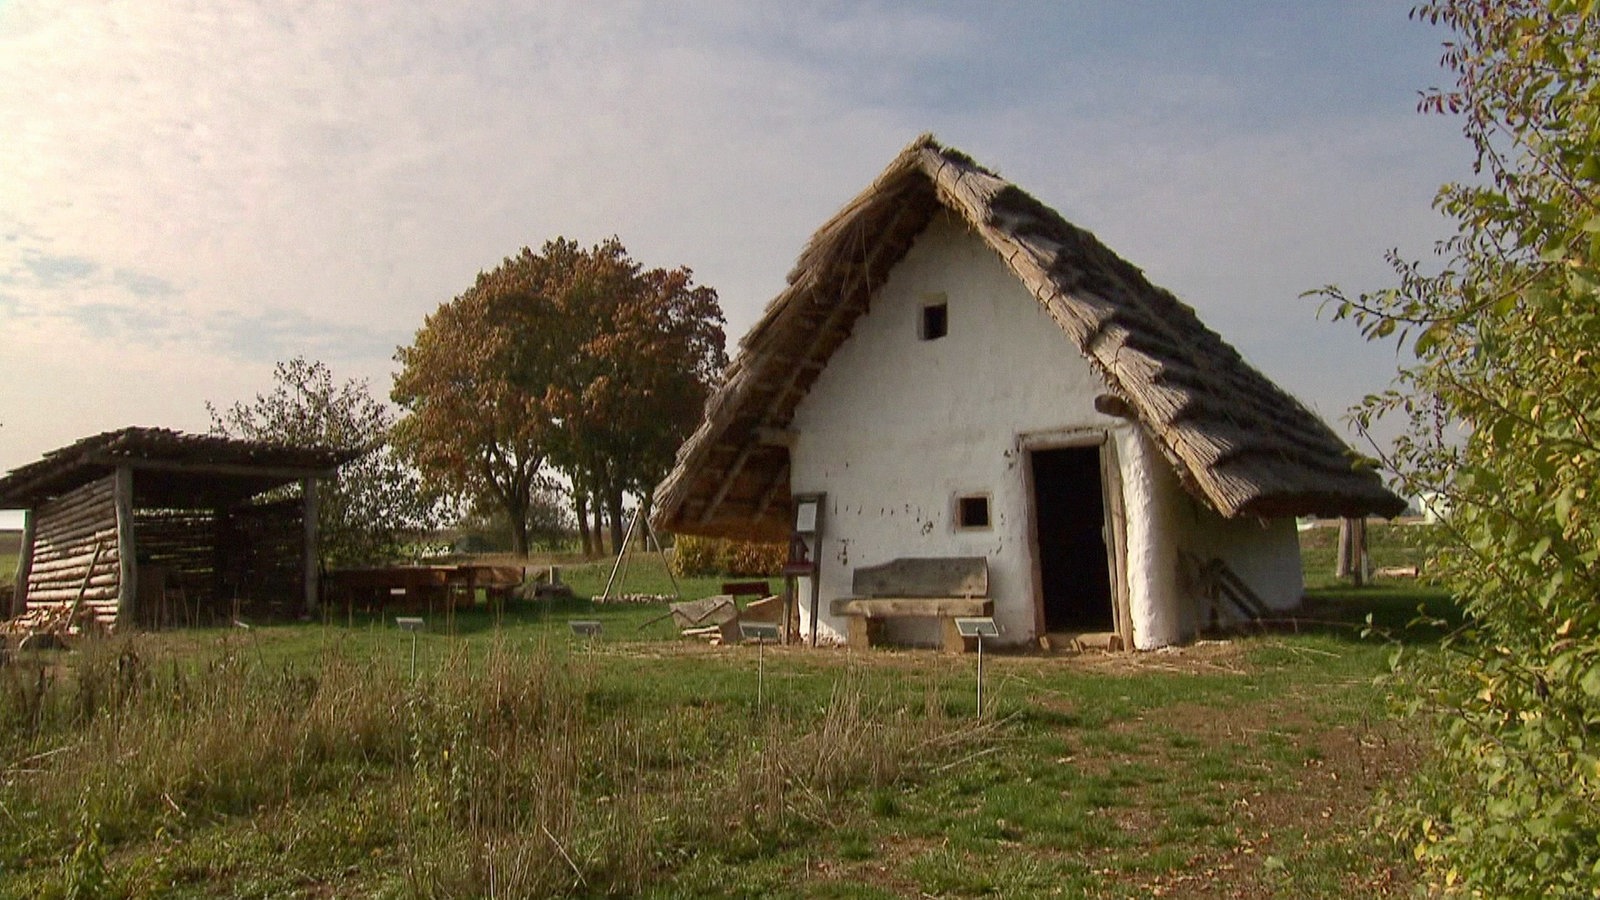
[
  {"left": 920, "top": 301, "right": 948, "bottom": 341},
  {"left": 957, "top": 494, "right": 990, "bottom": 529}
]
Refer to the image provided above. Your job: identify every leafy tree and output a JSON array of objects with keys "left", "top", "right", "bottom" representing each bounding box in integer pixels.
[
  {"left": 546, "top": 241, "right": 727, "bottom": 554},
  {"left": 1319, "top": 2, "right": 1600, "bottom": 894},
  {"left": 393, "top": 238, "right": 725, "bottom": 559},
  {"left": 453, "top": 489, "right": 572, "bottom": 554},
  {"left": 208, "top": 357, "right": 439, "bottom": 567},
  {"left": 392, "top": 244, "right": 577, "bottom": 557}
]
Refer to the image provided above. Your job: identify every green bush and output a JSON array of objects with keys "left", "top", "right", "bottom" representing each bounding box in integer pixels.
[
  {"left": 668, "top": 535, "right": 785, "bottom": 578},
  {"left": 1321, "top": 3, "right": 1600, "bottom": 894}
]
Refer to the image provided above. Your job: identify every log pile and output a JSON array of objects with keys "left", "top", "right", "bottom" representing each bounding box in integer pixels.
[
  {"left": 133, "top": 502, "right": 302, "bottom": 626},
  {"left": 1, "top": 601, "right": 101, "bottom": 639},
  {"left": 22, "top": 476, "right": 121, "bottom": 630}
]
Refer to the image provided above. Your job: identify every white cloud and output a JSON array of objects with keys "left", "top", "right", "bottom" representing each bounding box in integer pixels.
[{"left": 0, "top": 0, "right": 1463, "bottom": 483}]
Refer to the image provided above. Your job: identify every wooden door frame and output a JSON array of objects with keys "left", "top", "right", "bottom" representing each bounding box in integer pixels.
[{"left": 1018, "top": 428, "right": 1133, "bottom": 649}]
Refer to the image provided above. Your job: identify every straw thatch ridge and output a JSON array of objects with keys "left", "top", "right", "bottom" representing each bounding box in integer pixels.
[{"left": 653, "top": 134, "right": 1405, "bottom": 541}]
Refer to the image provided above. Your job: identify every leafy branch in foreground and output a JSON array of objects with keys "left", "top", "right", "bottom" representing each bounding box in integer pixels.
[{"left": 1317, "top": 2, "right": 1600, "bottom": 895}]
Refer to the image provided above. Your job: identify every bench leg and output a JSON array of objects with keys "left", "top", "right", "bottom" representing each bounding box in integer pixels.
[
  {"left": 940, "top": 618, "right": 968, "bottom": 654},
  {"left": 846, "top": 616, "right": 883, "bottom": 649}
]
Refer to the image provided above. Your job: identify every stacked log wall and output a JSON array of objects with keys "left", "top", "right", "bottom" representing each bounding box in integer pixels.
[
  {"left": 24, "top": 475, "right": 121, "bottom": 628},
  {"left": 133, "top": 508, "right": 219, "bottom": 626},
  {"left": 219, "top": 501, "right": 303, "bottom": 619},
  {"left": 135, "top": 502, "right": 303, "bottom": 624}
]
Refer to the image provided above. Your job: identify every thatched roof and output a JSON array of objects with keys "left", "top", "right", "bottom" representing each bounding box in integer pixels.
[
  {"left": 653, "top": 135, "right": 1404, "bottom": 541},
  {"left": 0, "top": 427, "right": 364, "bottom": 509}
]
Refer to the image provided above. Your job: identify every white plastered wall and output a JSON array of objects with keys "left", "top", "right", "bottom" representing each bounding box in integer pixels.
[{"left": 786, "top": 212, "right": 1303, "bottom": 649}]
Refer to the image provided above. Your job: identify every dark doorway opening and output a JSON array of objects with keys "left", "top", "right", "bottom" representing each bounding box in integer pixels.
[{"left": 1031, "top": 446, "right": 1114, "bottom": 631}]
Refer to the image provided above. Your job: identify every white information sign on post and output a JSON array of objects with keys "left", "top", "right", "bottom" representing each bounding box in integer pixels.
[{"left": 954, "top": 617, "right": 1000, "bottom": 715}]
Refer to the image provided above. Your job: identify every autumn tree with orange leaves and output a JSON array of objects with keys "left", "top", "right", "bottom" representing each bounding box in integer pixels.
[{"left": 392, "top": 238, "right": 725, "bottom": 558}]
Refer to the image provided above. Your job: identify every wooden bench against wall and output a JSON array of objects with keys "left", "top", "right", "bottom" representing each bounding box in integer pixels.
[{"left": 829, "top": 557, "right": 991, "bottom": 653}]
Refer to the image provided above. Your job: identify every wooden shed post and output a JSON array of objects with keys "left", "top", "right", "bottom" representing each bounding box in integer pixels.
[
  {"left": 11, "top": 508, "right": 34, "bottom": 617},
  {"left": 114, "top": 464, "right": 137, "bottom": 624},
  {"left": 302, "top": 477, "right": 319, "bottom": 615}
]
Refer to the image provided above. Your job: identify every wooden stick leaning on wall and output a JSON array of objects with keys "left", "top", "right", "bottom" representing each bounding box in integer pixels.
[{"left": 67, "top": 541, "right": 106, "bottom": 630}]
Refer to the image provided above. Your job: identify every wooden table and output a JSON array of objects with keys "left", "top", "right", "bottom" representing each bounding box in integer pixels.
[{"left": 326, "top": 565, "right": 526, "bottom": 614}]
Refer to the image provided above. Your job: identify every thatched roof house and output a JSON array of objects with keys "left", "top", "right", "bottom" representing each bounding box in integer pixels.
[{"left": 654, "top": 135, "right": 1403, "bottom": 650}]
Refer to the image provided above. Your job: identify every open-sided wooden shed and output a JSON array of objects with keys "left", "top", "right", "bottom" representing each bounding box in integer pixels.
[{"left": 0, "top": 428, "right": 362, "bottom": 631}]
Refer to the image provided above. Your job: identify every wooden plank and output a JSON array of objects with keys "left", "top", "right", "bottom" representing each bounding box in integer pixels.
[
  {"left": 25, "top": 585, "right": 119, "bottom": 603},
  {"left": 752, "top": 463, "right": 790, "bottom": 519},
  {"left": 302, "top": 477, "right": 318, "bottom": 615},
  {"left": 940, "top": 618, "right": 967, "bottom": 654},
  {"left": 850, "top": 557, "right": 988, "bottom": 598},
  {"left": 36, "top": 478, "right": 114, "bottom": 521},
  {"left": 669, "top": 595, "right": 737, "bottom": 629},
  {"left": 24, "top": 547, "right": 118, "bottom": 578},
  {"left": 114, "top": 465, "right": 136, "bottom": 625},
  {"left": 13, "top": 508, "right": 34, "bottom": 616},
  {"left": 327, "top": 567, "right": 453, "bottom": 591},
  {"left": 69, "top": 542, "right": 107, "bottom": 626},
  {"left": 741, "top": 595, "right": 784, "bottom": 623},
  {"left": 845, "top": 615, "right": 880, "bottom": 649},
  {"left": 755, "top": 427, "right": 798, "bottom": 448},
  {"left": 84, "top": 454, "right": 340, "bottom": 483},
  {"left": 697, "top": 442, "right": 758, "bottom": 525},
  {"left": 455, "top": 565, "right": 525, "bottom": 588},
  {"left": 29, "top": 530, "right": 119, "bottom": 566},
  {"left": 29, "top": 571, "right": 118, "bottom": 592},
  {"left": 829, "top": 597, "right": 992, "bottom": 618}
]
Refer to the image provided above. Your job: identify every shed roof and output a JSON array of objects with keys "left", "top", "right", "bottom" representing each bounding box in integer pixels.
[
  {"left": 653, "top": 135, "right": 1405, "bottom": 541},
  {"left": 0, "top": 427, "right": 364, "bottom": 508}
]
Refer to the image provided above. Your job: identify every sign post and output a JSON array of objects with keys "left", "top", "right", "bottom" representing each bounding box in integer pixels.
[
  {"left": 954, "top": 617, "right": 1000, "bottom": 716},
  {"left": 739, "top": 621, "right": 782, "bottom": 707},
  {"left": 396, "top": 617, "right": 425, "bottom": 683}
]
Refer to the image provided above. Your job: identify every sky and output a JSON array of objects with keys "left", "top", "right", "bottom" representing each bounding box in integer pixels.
[{"left": 0, "top": 1, "right": 1468, "bottom": 526}]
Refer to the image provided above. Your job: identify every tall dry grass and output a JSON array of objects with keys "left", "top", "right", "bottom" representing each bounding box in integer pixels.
[{"left": 0, "top": 636, "right": 996, "bottom": 896}]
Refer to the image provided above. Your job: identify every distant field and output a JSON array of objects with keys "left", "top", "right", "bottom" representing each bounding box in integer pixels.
[
  {"left": 0, "top": 529, "right": 17, "bottom": 585},
  {"left": 1298, "top": 519, "right": 1439, "bottom": 590}
]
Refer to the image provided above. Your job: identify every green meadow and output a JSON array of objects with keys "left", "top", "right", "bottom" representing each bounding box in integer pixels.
[{"left": 0, "top": 524, "right": 1446, "bottom": 898}]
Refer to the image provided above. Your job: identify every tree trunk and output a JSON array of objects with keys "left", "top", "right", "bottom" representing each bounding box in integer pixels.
[
  {"left": 507, "top": 498, "right": 530, "bottom": 559},
  {"left": 1336, "top": 517, "right": 1367, "bottom": 587},
  {"left": 591, "top": 498, "right": 606, "bottom": 556},
  {"left": 607, "top": 490, "right": 626, "bottom": 553},
  {"left": 575, "top": 492, "right": 593, "bottom": 557}
]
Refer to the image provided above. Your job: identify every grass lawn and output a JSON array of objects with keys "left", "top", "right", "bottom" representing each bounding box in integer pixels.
[{"left": 0, "top": 529, "right": 1445, "bottom": 897}]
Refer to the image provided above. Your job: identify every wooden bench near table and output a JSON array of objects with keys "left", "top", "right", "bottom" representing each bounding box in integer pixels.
[{"left": 829, "top": 557, "right": 991, "bottom": 653}]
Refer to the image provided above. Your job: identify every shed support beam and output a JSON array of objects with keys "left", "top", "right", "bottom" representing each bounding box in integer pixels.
[
  {"left": 12, "top": 509, "right": 34, "bottom": 617},
  {"left": 114, "top": 464, "right": 137, "bottom": 626},
  {"left": 757, "top": 205, "right": 916, "bottom": 431},
  {"left": 698, "top": 443, "right": 758, "bottom": 525},
  {"left": 754, "top": 463, "right": 791, "bottom": 519},
  {"left": 84, "top": 453, "right": 339, "bottom": 483},
  {"left": 302, "top": 477, "right": 319, "bottom": 615}
]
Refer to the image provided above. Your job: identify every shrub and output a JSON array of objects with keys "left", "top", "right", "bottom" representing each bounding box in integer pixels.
[{"left": 667, "top": 535, "right": 785, "bottom": 578}]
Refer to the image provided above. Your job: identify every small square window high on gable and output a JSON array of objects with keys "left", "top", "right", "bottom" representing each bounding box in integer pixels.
[{"left": 919, "top": 295, "right": 948, "bottom": 341}]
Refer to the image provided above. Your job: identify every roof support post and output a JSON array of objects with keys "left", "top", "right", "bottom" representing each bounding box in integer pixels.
[
  {"left": 11, "top": 508, "right": 34, "bottom": 617},
  {"left": 302, "top": 477, "right": 319, "bottom": 615},
  {"left": 114, "top": 464, "right": 137, "bottom": 626}
]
